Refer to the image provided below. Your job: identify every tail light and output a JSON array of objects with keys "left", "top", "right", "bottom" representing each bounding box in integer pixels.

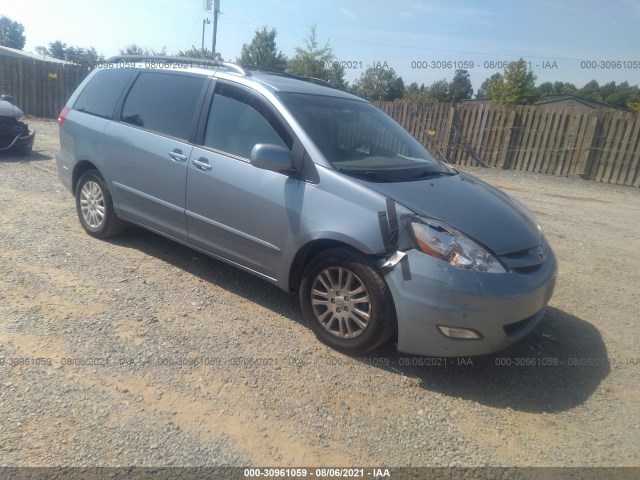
[{"left": 58, "top": 107, "right": 70, "bottom": 127}]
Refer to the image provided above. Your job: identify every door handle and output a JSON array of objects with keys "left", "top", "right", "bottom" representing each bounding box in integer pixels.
[
  {"left": 168, "top": 149, "right": 187, "bottom": 162},
  {"left": 192, "top": 157, "right": 212, "bottom": 170}
]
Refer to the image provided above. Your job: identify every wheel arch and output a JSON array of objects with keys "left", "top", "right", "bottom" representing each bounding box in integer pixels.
[
  {"left": 72, "top": 160, "right": 101, "bottom": 194},
  {"left": 287, "top": 237, "right": 384, "bottom": 294}
]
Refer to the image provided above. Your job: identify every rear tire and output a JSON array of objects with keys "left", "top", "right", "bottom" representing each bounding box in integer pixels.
[
  {"left": 75, "top": 170, "right": 126, "bottom": 238},
  {"left": 299, "top": 247, "right": 396, "bottom": 354}
]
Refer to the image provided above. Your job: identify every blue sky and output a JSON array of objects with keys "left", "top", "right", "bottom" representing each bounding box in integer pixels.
[{"left": 2, "top": 0, "right": 640, "bottom": 92}]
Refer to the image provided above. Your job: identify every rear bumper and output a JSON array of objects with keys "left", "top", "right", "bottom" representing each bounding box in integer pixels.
[{"left": 384, "top": 247, "right": 557, "bottom": 357}]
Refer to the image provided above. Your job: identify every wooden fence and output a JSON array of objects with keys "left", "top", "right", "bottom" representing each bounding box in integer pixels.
[
  {"left": 375, "top": 101, "right": 640, "bottom": 187},
  {"left": 0, "top": 57, "right": 90, "bottom": 119},
  {"left": 1, "top": 56, "right": 639, "bottom": 187}
]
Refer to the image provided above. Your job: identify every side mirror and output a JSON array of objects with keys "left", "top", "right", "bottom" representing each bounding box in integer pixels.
[{"left": 250, "top": 144, "right": 294, "bottom": 173}]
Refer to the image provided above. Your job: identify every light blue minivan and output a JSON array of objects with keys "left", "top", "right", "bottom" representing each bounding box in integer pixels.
[{"left": 56, "top": 57, "right": 556, "bottom": 357}]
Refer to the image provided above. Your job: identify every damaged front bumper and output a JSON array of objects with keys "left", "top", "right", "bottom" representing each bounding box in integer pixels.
[
  {"left": 0, "top": 119, "right": 35, "bottom": 154},
  {"left": 381, "top": 248, "right": 557, "bottom": 357}
]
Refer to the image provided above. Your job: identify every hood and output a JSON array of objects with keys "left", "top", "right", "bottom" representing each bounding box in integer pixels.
[
  {"left": 0, "top": 101, "right": 23, "bottom": 119},
  {"left": 361, "top": 171, "right": 541, "bottom": 255}
]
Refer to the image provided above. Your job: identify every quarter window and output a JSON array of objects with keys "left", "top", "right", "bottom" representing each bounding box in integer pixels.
[
  {"left": 74, "top": 69, "right": 134, "bottom": 119},
  {"left": 121, "top": 72, "right": 206, "bottom": 140},
  {"left": 204, "top": 93, "right": 287, "bottom": 158}
]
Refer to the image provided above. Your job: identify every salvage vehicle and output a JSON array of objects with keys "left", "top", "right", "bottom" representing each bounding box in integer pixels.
[
  {"left": 56, "top": 56, "right": 557, "bottom": 356},
  {"left": 0, "top": 95, "right": 35, "bottom": 155}
]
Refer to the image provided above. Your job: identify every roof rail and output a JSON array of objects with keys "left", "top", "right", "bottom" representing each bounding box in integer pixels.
[
  {"left": 106, "top": 55, "right": 251, "bottom": 76},
  {"left": 249, "top": 66, "right": 332, "bottom": 88}
]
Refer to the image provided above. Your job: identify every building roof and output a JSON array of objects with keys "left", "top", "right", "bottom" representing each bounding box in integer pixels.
[
  {"left": 534, "top": 94, "right": 631, "bottom": 111},
  {"left": 0, "top": 45, "right": 76, "bottom": 65}
]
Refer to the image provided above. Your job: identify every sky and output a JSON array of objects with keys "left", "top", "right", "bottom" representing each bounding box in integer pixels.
[{"left": 2, "top": 0, "right": 640, "bottom": 92}]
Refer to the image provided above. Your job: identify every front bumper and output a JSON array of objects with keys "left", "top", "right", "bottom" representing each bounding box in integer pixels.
[
  {"left": 0, "top": 127, "right": 35, "bottom": 153},
  {"left": 383, "top": 247, "right": 557, "bottom": 357}
]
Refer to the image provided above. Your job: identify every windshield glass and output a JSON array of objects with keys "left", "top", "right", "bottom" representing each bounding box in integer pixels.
[{"left": 277, "top": 92, "right": 454, "bottom": 182}]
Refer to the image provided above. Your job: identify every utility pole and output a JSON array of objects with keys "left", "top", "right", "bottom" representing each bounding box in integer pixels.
[
  {"left": 201, "top": 18, "right": 210, "bottom": 49},
  {"left": 212, "top": 0, "right": 220, "bottom": 58}
]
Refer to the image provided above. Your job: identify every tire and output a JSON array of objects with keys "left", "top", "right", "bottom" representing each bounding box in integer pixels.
[
  {"left": 75, "top": 170, "right": 126, "bottom": 238},
  {"left": 299, "top": 247, "right": 397, "bottom": 354}
]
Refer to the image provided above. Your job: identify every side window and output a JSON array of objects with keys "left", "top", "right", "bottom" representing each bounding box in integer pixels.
[
  {"left": 204, "top": 93, "right": 287, "bottom": 159},
  {"left": 120, "top": 72, "right": 206, "bottom": 140},
  {"left": 73, "top": 69, "right": 134, "bottom": 118}
]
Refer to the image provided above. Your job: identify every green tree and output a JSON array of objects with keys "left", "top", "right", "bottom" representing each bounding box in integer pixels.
[
  {"left": 119, "top": 44, "right": 167, "bottom": 56},
  {"left": 353, "top": 66, "right": 405, "bottom": 101},
  {"left": 426, "top": 79, "right": 451, "bottom": 102},
  {"left": 0, "top": 16, "right": 26, "bottom": 50},
  {"left": 406, "top": 82, "right": 421, "bottom": 94},
  {"left": 34, "top": 45, "right": 50, "bottom": 57},
  {"left": 237, "top": 26, "right": 287, "bottom": 70},
  {"left": 492, "top": 59, "right": 537, "bottom": 105},
  {"left": 476, "top": 73, "right": 502, "bottom": 99},
  {"left": 48, "top": 41, "right": 68, "bottom": 60},
  {"left": 549, "top": 81, "right": 576, "bottom": 95},
  {"left": 288, "top": 25, "right": 346, "bottom": 89},
  {"left": 600, "top": 81, "right": 617, "bottom": 100},
  {"left": 449, "top": 69, "right": 473, "bottom": 101},
  {"left": 578, "top": 80, "right": 602, "bottom": 102},
  {"left": 177, "top": 46, "right": 220, "bottom": 60},
  {"left": 603, "top": 81, "right": 640, "bottom": 108},
  {"left": 42, "top": 41, "right": 104, "bottom": 65},
  {"left": 537, "top": 81, "right": 553, "bottom": 97}
]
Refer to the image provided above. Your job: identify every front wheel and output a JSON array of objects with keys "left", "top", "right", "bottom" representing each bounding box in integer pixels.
[
  {"left": 299, "top": 248, "right": 396, "bottom": 354},
  {"left": 75, "top": 170, "right": 126, "bottom": 238}
]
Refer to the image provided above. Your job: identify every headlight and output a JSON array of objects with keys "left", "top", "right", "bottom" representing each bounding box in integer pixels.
[{"left": 403, "top": 216, "right": 506, "bottom": 273}]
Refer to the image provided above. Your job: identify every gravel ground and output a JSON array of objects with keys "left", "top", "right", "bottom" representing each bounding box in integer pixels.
[{"left": 0, "top": 118, "right": 639, "bottom": 468}]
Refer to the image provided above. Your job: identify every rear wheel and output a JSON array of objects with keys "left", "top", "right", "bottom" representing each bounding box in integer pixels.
[
  {"left": 299, "top": 248, "right": 396, "bottom": 354},
  {"left": 75, "top": 170, "right": 126, "bottom": 238}
]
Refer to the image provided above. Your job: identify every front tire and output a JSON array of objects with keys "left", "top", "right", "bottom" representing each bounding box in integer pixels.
[
  {"left": 75, "top": 170, "right": 126, "bottom": 238},
  {"left": 299, "top": 247, "right": 396, "bottom": 354}
]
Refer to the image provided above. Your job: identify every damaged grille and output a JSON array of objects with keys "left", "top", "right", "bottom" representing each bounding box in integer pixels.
[{"left": 497, "top": 236, "right": 549, "bottom": 273}]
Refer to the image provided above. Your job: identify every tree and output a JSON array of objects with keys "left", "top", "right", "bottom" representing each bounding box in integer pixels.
[
  {"left": 34, "top": 46, "right": 50, "bottom": 57},
  {"left": 476, "top": 73, "right": 502, "bottom": 99},
  {"left": 578, "top": 80, "right": 602, "bottom": 102},
  {"left": 176, "top": 46, "right": 220, "bottom": 60},
  {"left": 288, "top": 25, "right": 346, "bottom": 89},
  {"left": 237, "top": 26, "right": 287, "bottom": 70},
  {"left": 353, "top": 66, "right": 405, "bottom": 101},
  {"left": 120, "top": 44, "right": 167, "bottom": 56},
  {"left": 43, "top": 41, "right": 104, "bottom": 65},
  {"left": 0, "top": 16, "right": 26, "bottom": 50},
  {"left": 48, "top": 41, "right": 68, "bottom": 60},
  {"left": 406, "top": 82, "right": 421, "bottom": 94},
  {"left": 449, "top": 69, "right": 473, "bottom": 101},
  {"left": 326, "top": 62, "right": 348, "bottom": 91},
  {"left": 491, "top": 59, "right": 537, "bottom": 105},
  {"left": 426, "top": 79, "right": 451, "bottom": 102},
  {"left": 537, "top": 81, "right": 553, "bottom": 97}
]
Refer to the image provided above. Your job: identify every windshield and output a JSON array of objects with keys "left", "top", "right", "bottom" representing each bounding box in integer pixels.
[{"left": 277, "top": 92, "right": 454, "bottom": 182}]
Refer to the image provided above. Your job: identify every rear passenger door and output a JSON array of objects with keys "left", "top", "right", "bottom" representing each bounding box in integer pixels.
[
  {"left": 185, "top": 82, "right": 299, "bottom": 281},
  {"left": 104, "top": 71, "right": 208, "bottom": 241}
]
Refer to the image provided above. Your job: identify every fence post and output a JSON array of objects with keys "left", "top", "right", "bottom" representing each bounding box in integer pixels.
[
  {"left": 500, "top": 107, "right": 518, "bottom": 169},
  {"left": 573, "top": 114, "right": 601, "bottom": 180}
]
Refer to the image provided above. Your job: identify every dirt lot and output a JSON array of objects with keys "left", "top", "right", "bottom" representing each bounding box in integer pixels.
[{"left": 1, "top": 118, "right": 639, "bottom": 469}]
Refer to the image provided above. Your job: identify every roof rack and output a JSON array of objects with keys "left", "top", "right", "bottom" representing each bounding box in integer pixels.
[
  {"left": 249, "top": 66, "right": 332, "bottom": 88},
  {"left": 106, "top": 55, "right": 251, "bottom": 76}
]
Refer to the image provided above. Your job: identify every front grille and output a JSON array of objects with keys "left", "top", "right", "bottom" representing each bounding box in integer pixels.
[{"left": 498, "top": 237, "right": 548, "bottom": 273}]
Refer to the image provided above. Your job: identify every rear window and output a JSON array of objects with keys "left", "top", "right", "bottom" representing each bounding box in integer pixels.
[
  {"left": 73, "top": 69, "right": 134, "bottom": 119},
  {"left": 120, "top": 72, "right": 206, "bottom": 140}
]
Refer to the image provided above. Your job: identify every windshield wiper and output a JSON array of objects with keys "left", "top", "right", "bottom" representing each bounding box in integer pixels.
[
  {"left": 410, "top": 170, "right": 458, "bottom": 179},
  {"left": 338, "top": 168, "right": 405, "bottom": 182}
]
